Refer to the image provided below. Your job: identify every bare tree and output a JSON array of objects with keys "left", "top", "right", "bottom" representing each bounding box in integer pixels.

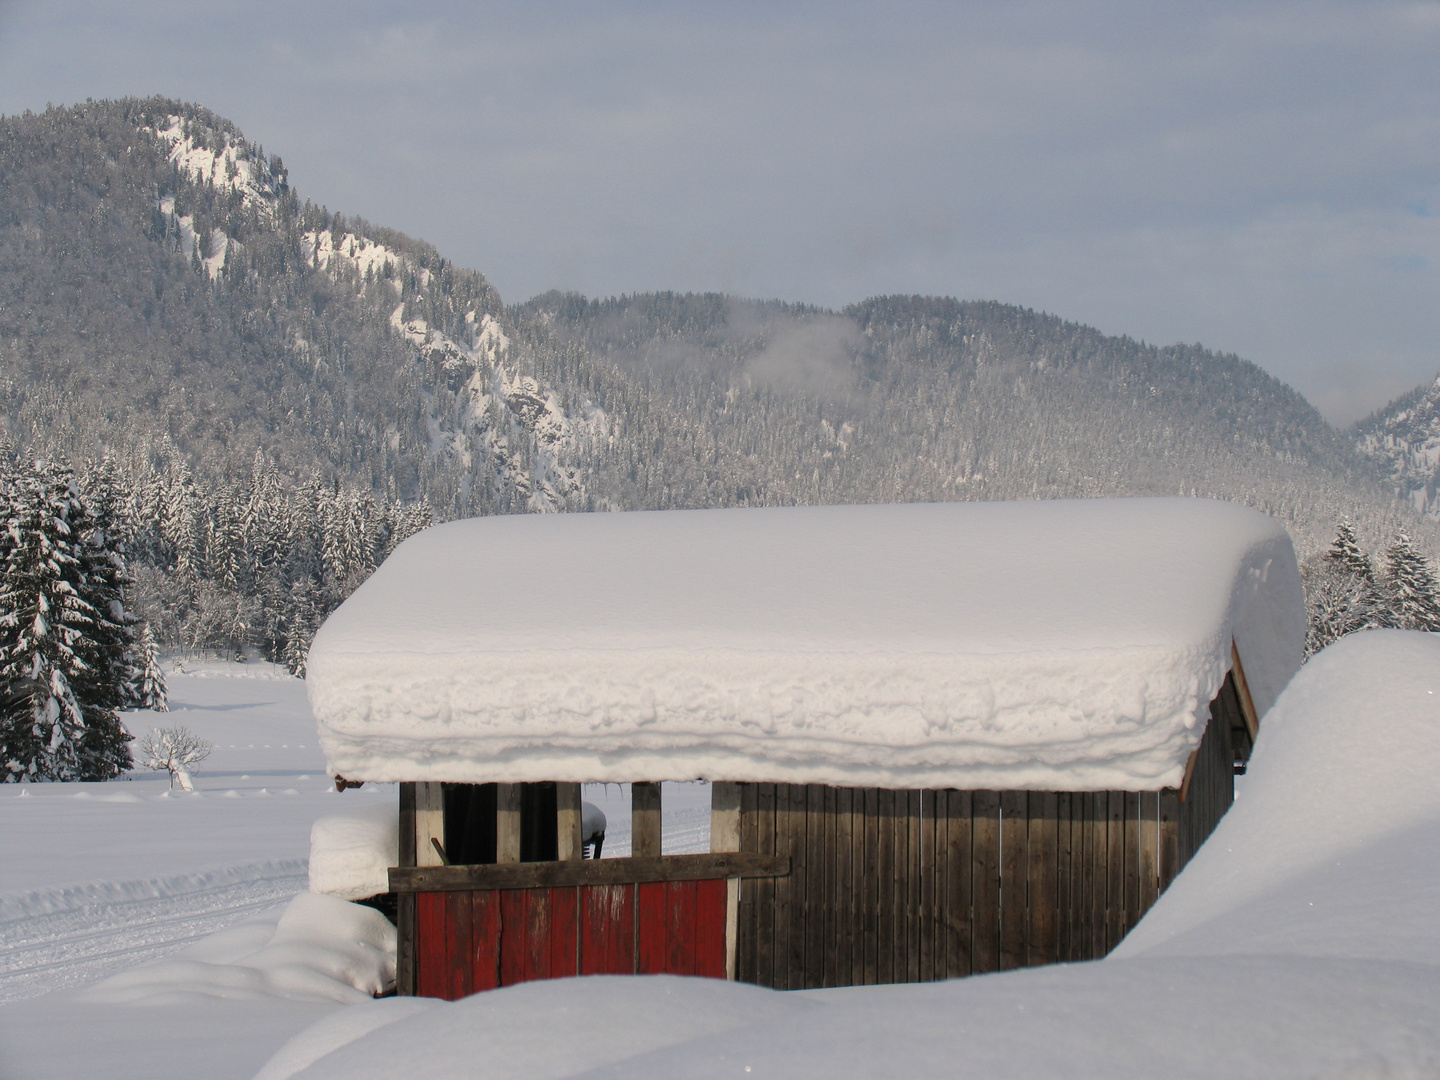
[{"left": 138, "top": 725, "right": 212, "bottom": 791}]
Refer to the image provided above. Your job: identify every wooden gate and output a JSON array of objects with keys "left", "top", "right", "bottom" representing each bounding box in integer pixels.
[{"left": 392, "top": 853, "right": 789, "bottom": 1000}]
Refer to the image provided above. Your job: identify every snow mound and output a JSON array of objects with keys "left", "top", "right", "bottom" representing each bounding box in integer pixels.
[
  {"left": 80, "top": 892, "right": 394, "bottom": 1006},
  {"left": 259, "top": 975, "right": 821, "bottom": 1080},
  {"left": 308, "top": 805, "right": 397, "bottom": 902},
  {"left": 1116, "top": 627, "right": 1440, "bottom": 962},
  {"left": 309, "top": 499, "right": 1303, "bottom": 790}
]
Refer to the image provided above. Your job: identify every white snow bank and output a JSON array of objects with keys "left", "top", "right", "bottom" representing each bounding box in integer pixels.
[
  {"left": 259, "top": 975, "right": 822, "bottom": 1080},
  {"left": 582, "top": 800, "right": 606, "bottom": 843},
  {"left": 1116, "top": 628, "right": 1440, "bottom": 962},
  {"left": 271, "top": 630, "right": 1440, "bottom": 1080},
  {"left": 80, "top": 892, "right": 395, "bottom": 1006},
  {"left": 308, "top": 805, "right": 397, "bottom": 902},
  {"left": 309, "top": 499, "right": 1303, "bottom": 790},
  {"left": 253, "top": 997, "right": 439, "bottom": 1080}
]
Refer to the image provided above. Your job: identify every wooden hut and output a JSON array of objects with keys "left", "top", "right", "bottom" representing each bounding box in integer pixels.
[{"left": 306, "top": 498, "right": 1305, "bottom": 998}]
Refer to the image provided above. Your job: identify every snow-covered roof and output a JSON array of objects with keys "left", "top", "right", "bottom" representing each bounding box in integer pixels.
[{"left": 307, "top": 499, "right": 1304, "bottom": 790}]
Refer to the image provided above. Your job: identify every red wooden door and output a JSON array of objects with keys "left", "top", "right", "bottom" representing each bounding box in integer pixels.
[{"left": 416, "top": 878, "right": 728, "bottom": 999}]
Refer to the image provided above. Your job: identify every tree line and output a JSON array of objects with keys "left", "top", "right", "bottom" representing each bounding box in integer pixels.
[{"left": 0, "top": 446, "right": 429, "bottom": 781}]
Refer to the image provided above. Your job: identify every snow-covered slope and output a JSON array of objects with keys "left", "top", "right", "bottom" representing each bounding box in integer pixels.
[
  {"left": 308, "top": 499, "right": 1304, "bottom": 790},
  {"left": 1357, "top": 373, "right": 1440, "bottom": 518}
]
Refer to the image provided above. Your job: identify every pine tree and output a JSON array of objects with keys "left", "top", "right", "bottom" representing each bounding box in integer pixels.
[
  {"left": 1383, "top": 533, "right": 1440, "bottom": 632},
  {"left": 0, "top": 462, "right": 104, "bottom": 780},
  {"left": 71, "top": 461, "right": 138, "bottom": 777},
  {"left": 136, "top": 623, "right": 168, "bottom": 711}
]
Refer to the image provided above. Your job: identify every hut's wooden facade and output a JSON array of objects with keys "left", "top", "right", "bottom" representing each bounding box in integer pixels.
[{"left": 385, "top": 659, "right": 1257, "bottom": 996}]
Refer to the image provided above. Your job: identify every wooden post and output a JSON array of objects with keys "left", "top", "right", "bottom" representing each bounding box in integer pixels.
[
  {"left": 416, "top": 782, "right": 445, "bottom": 867},
  {"left": 496, "top": 783, "right": 522, "bottom": 863},
  {"left": 632, "top": 782, "right": 661, "bottom": 858},
  {"left": 1230, "top": 641, "right": 1261, "bottom": 744},
  {"left": 711, "top": 781, "right": 742, "bottom": 980},
  {"left": 556, "top": 782, "right": 583, "bottom": 862},
  {"left": 397, "top": 782, "right": 418, "bottom": 995}
]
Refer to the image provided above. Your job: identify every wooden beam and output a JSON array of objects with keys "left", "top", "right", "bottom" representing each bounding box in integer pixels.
[
  {"left": 710, "top": 782, "right": 742, "bottom": 980},
  {"left": 1230, "top": 641, "right": 1261, "bottom": 744},
  {"left": 496, "top": 783, "right": 522, "bottom": 864},
  {"left": 556, "top": 782, "right": 583, "bottom": 862},
  {"left": 415, "top": 782, "right": 445, "bottom": 867},
  {"left": 632, "top": 782, "right": 662, "bottom": 858},
  {"left": 1178, "top": 745, "right": 1201, "bottom": 804},
  {"left": 389, "top": 852, "right": 791, "bottom": 893}
]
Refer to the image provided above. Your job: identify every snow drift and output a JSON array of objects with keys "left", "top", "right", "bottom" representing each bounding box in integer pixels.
[
  {"left": 263, "top": 629, "right": 1440, "bottom": 1080},
  {"left": 308, "top": 499, "right": 1303, "bottom": 790},
  {"left": 80, "top": 892, "right": 395, "bottom": 1006},
  {"left": 308, "top": 805, "right": 397, "bottom": 902}
]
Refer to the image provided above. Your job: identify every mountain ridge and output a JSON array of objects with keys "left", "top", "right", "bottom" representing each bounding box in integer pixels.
[{"left": 0, "top": 96, "right": 1433, "bottom": 559}]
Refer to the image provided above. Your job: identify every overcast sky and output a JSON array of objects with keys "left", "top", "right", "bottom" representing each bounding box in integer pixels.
[{"left": 0, "top": 1, "right": 1436, "bottom": 423}]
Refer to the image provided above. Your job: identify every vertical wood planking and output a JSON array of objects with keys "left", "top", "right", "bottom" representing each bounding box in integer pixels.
[
  {"left": 1139, "top": 791, "right": 1159, "bottom": 916},
  {"left": 735, "top": 783, "right": 759, "bottom": 984},
  {"left": 876, "top": 787, "right": 896, "bottom": 984},
  {"left": 415, "top": 891, "right": 447, "bottom": 998},
  {"left": 547, "top": 886, "right": 578, "bottom": 980},
  {"left": 822, "top": 785, "right": 840, "bottom": 987},
  {"left": 947, "top": 790, "right": 974, "bottom": 978},
  {"left": 1088, "top": 791, "right": 1108, "bottom": 961},
  {"left": 787, "top": 784, "right": 809, "bottom": 988},
  {"left": 755, "top": 784, "right": 777, "bottom": 989},
  {"left": 835, "top": 786, "right": 855, "bottom": 986},
  {"left": 905, "top": 790, "right": 922, "bottom": 984},
  {"left": 920, "top": 789, "right": 937, "bottom": 981},
  {"left": 861, "top": 788, "right": 880, "bottom": 985},
  {"left": 446, "top": 890, "right": 473, "bottom": 998},
  {"left": 1055, "top": 791, "right": 1073, "bottom": 962},
  {"left": 635, "top": 880, "right": 671, "bottom": 974},
  {"left": 693, "top": 878, "right": 730, "bottom": 979},
  {"left": 711, "top": 782, "right": 742, "bottom": 980},
  {"left": 1027, "top": 791, "right": 1059, "bottom": 966},
  {"left": 495, "top": 784, "right": 521, "bottom": 864},
  {"left": 771, "top": 785, "right": 796, "bottom": 990},
  {"left": 579, "top": 883, "right": 636, "bottom": 975},
  {"left": 416, "top": 782, "right": 445, "bottom": 867},
  {"left": 1123, "top": 791, "right": 1142, "bottom": 934},
  {"left": 1158, "top": 788, "right": 1181, "bottom": 895},
  {"left": 1106, "top": 792, "right": 1125, "bottom": 953},
  {"left": 806, "top": 784, "right": 827, "bottom": 988},
  {"left": 556, "top": 783, "right": 583, "bottom": 862},
  {"left": 632, "top": 782, "right": 662, "bottom": 859},
  {"left": 471, "top": 890, "right": 502, "bottom": 992},
  {"left": 998, "top": 790, "right": 1027, "bottom": 970},
  {"left": 397, "top": 783, "right": 417, "bottom": 996},
  {"left": 971, "top": 790, "right": 1001, "bottom": 974}
]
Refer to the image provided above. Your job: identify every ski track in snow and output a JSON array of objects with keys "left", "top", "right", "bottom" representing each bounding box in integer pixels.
[{"left": 0, "top": 860, "right": 306, "bottom": 1002}]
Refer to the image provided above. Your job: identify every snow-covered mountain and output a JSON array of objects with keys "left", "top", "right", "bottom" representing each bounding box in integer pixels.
[
  {"left": 1355, "top": 375, "right": 1440, "bottom": 518},
  {"left": 0, "top": 96, "right": 1434, "bottom": 556}
]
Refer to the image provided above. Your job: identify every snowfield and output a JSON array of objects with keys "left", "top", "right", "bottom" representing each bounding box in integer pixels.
[{"left": 2, "top": 632, "right": 1440, "bottom": 1078}]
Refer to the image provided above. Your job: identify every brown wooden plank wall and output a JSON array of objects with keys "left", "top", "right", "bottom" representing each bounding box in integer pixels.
[{"left": 734, "top": 717, "right": 1238, "bottom": 989}]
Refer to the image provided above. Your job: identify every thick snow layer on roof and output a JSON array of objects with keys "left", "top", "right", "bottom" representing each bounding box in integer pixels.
[{"left": 307, "top": 499, "right": 1303, "bottom": 789}]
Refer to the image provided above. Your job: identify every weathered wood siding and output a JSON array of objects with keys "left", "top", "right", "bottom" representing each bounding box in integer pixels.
[
  {"left": 413, "top": 880, "right": 729, "bottom": 999},
  {"left": 735, "top": 679, "right": 1241, "bottom": 989}
]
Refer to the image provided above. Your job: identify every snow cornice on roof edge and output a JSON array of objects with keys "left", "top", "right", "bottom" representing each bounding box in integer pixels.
[{"left": 306, "top": 499, "right": 1305, "bottom": 790}]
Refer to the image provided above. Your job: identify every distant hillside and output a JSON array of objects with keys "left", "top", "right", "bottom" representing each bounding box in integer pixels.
[
  {"left": 1355, "top": 375, "right": 1440, "bottom": 519},
  {"left": 0, "top": 96, "right": 1432, "bottom": 560}
]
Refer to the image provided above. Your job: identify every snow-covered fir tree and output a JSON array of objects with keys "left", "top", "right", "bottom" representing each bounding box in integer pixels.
[
  {"left": 1383, "top": 533, "right": 1440, "bottom": 632},
  {"left": 0, "top": 461, "right": 130, "bottom": 780},
  {"left": 136, "top": 623, "right": 168, "bottom": 711}
]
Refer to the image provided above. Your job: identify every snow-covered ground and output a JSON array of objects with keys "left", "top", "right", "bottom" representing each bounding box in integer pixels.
[{"left": 3, "top": 634, "right": 1440, "bottom": 1078}]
